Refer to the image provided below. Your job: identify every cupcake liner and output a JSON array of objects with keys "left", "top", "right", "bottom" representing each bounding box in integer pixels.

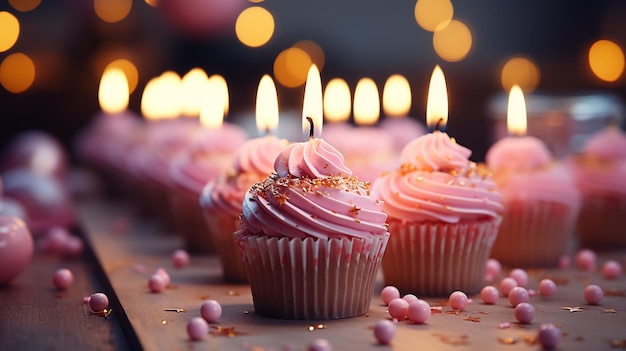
[
  {"left": 382, "top": 219, "right": 500, "bottom": 297},
  {"left": 169, "top": 188, "right": 216, "bottom": 254},
  {"left": 203, "top": 212, "right": 247, "bottom": 283},
  {"left": 577, "top": 195, "right": 626, "bottom": 249},
  {"left": 235, "top": 232, "right": 389, "bottom": 320}
]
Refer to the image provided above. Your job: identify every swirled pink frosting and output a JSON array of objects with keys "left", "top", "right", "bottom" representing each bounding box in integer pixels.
[
  {"left": 372, "top": 131, "right": 503, "bottom": 223},
  {"left": 486, "top": 136, "right": 551, "bottom": 173},
  {"left": 241, "top": 139, "right": 389, "bottom": 239},
  {"left": 200, "top": 136, "right": 288, "bottom": 217}
]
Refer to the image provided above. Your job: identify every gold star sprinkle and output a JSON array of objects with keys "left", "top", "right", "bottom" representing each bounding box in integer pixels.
[
  {"left": 602, "top": 308, "right": 617, "bottom": 313},
  {"left": 561, "top": 306, "right": 584, "bottom": 313},
  {"left": 210, "top": 326, "right": 240, "bottom": 337},
  {"left": 349, "top": 205, "right": 361, "bottom": 217},
  {"left": 498, "top": 337, "right": 517, "bottom": 345}
]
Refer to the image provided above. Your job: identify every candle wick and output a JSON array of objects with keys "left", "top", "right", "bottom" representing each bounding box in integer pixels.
[
  {"left": 264, "top": 127, "right": 271, "bottom": 137},
  {"left": 428, "top": 117, "right": 447, "bottom": 133},
  {"left": 306, "top": 116, "right": 314, "bottom": 141}
]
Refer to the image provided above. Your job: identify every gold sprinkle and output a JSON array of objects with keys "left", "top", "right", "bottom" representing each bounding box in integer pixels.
[
  {"left": 524, "top": 335, "right": 538, "bottom": 344},
  {"left": 464, "top": 316, "right": 481, "bottom": 322},
  {"left": 349, "top": 206, "right": 361, "bottom": 217},
  {"left": 610, "top": 339, "right": 626, "bottom": 348},
  {"left": 561, "top": 306, "right": 584, "bottom": 313},
  {"left": 602, "top": 308, "right": 617, "bottom": 313},
  {"left": 459, "top": 181, "right": 466, "bottom": 186},
  {"left": 498, "top": 337, "right": 517, "bottom": 345},
  {"left": 417, "top": 176, "right": 424, "bottom": 181},
  {"left": 161, "top": 320, "right": 167, "bottom": 325},
  {"left": 164, "top": 308, "right": 187, "bottom": 313},
  {"left": 210, "top": 325, "right": 240, "bottom": 337},
  {"left": 226, "top": 290, "right": 239, "bottom": 296},
  {"left": 308, "top": 326, "right": 315, "bottom": 332}
]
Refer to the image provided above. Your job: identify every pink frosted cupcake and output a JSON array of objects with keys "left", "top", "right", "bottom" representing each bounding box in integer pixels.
[
  {"left": 569, "top": 126, "right": 626, "bottom": 249},
  {"left": 168, "top": 123, "right": 247, "bottom": 253},
  {"left": 235, "top": 137, "right": 390, "bottom": 319},
  {"left": 486, "top": 136, "right": 580, "bottom": 267},
  {"left": 200, "top": 135, "right": 287, "bottom": 283},
  {"left": 372, "top": 131, "right": 503, "bottom": 296}
]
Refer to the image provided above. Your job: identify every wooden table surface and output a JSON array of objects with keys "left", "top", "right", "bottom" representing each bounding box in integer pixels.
[{"left": 2, "top": 198, "right": 626, "bottom": 351}]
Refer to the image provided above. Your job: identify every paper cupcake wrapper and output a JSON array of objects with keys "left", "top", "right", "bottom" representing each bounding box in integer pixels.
[
  {"left": 382, "top": 219, "right": 500, "bottom": 297},
  {"left": 577, "top": 195, "right": 626, "bottom": 249},
  {"left": 203, "top": 212, "right": 247, "bottom": 283},
  {"left": 490, "top": 201, "right": 578, "bottom": 267},
  {"left": 235, "top": 232, "right": 389, "bottom": 320},
  {"left": 168, "top": 188, "right": 215, "bottom": 253}
]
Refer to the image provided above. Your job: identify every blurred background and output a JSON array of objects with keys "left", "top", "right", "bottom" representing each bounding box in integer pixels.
[{"left": 1, "top": 0, "right": 625, "bottom": 161}]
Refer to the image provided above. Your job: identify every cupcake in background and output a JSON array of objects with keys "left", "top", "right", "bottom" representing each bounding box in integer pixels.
[{"left": 569, "top": 125, "right": 626, "bottom": 249}]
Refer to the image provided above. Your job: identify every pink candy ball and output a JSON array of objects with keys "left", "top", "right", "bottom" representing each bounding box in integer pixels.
[
  {"left": 381, "top": 286, "right": 400, "bottom": 305},
  {"left": 172, "top": 249, "right": 190, "bottom": 268},
  {"left": 148, "top": 273, "right": 167, "bottom": 293},
  {"left": 485, "top": 258, "right": 502, "bottom": 282},
  {"left": 514, "top": 302, "right": 535, "bottom": 324},
  {"left": 509, "top": 268, "right": 529, "bottom": 287},
  {"left": 186, "top": 317, "right": 209, "bottom": 341},
  {"left": 373, "top": 319, "right": 396, "bottom": 345},
  {"left": 480, "top": 285, "right": 499, "bottom": 305},
  {"left": 308, "top": 338, "right": 332, "bottom": 351},
  {"left": 448, "top": 291, "right": 468, "bottom": 311},
  {"left": 602, "top": 260, "right": 622, "bottom": 280},
  {"left": 52, "top": 268, "right": 73, "bottom": 290},
  {"left": 584, "top": 284, "right": 603, "bottom": 305},
  {"left": 388, "top": 297, "right": 409, "bottom": 320},
  {"left": 407, "top": 299, "right": 430, "bottom": 324},
  {"left": 155, "top": 268, "right": 170, "bottom": 286},
  {"left": 508, "top": 287, "right": 530, "bottom": 307},
  {"left": 538, "top": 323, "right": 561, "bottom": 349},
  {"left": 89, "top": 292, "right": 109, "bottom": 313},
  {"left": 576, "top": 249, "right": 597, "bottom": 271},
  {"left": 0, "top": 215, "right": 34, "bottom": 285},
  {"left": 402, "top": 294, "right": 419, "bottom": 304},
  {"left": 538, "top": 279, "right": 557, "bottom": 297},
  {"left": 499, "top": 277, "right": 518, "bottom": 297},
  {"left": 559, "top": 255, "right": 571, "bottom": 270},
  {"left": 200, "top": 299, "right": 222, "bottom": 323}
]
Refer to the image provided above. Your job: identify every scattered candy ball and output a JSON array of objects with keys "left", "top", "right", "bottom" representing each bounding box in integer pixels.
[
  {"left": 172, "top": 249, "right": 190, "bottom": 268},
  {"left": 200, "top": 299, "right": 222, "bottom": 323},
  {"left": 602, "top": 260, "right": 622, "bottom": 280},
  {"left": 508, "top": 287, "right": 530, "bottom": 307},
  {"left": 407, "top": 299, "right": 430, "bottom": 324},
  {"left": 62, "top": 235, "right": 84, "bottom": 258},
  {"left": 538, "top": 323, "right": 561, "bottom": 349},
  {"left": 576, "top": 249, "right": 597, "bottom": 271},
  {"left": 514, "top": 302, "right": 535, "bottom": 324},
  {"left": 448, "top": 291, "right": 468, "bottom": 311},
  {"left": 381, "top": 286, "right": 400, "bottom": 305},
  {"left": 308, "top": 338, "right": 332, "bottom": 351},
  {"left": 509, "top": 268, "right": 529, "bottom": 287},
  {"left": 584, "top": 284, "right": 603, "bottom": 305},
  {"left": 0, "top": 215, "right": 34, "bottom": 285},
  {"left": 52, "top": 268, "right": 73, "bottom": 290},
  {"left": 155, "top": 268, "right": 170, "bottom": 286},
  {"left": 402, "top": 294, "right": 419, "bottom": 304},
  {"left": 485, "top": 258, "right": 502, "bottom": 282},
  {"left": 40, "top": 227, "right": 70, "bottom": 254},
  {"left": 373, "top": 319, "right": 396, "bottom": 345},
  {"left": 89, "top": 292, "right": 109, "bottom": 313},
  {"left": 538, "top": 279, "right": 557, "bottom": 297},
  {"left": 148, "top": 273, "right": 167, "bottom": 293},
  {"left": 388, "top": 297, "right": 409, "bottom": 320},
  {"left": 499, "top": 277, "right": 518, "bottom": 297},
  {"left": 480, "top": 286, "right": 499, "bottom": 305},
  {"left": 186, "top": 317, "right": 209, "bottom": 341}
]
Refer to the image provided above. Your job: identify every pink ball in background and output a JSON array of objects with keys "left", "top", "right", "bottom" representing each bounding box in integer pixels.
[
  {"left": 538, "top": 279, "right": 557, "bottom": 297},
  {"left": 514, "top": 302, "right": 535, "bottom": 324},
  {"left": 52, "top": 268, "right": 74, "bottom": 290},
  {"left": 407, "top": 299, "right": 430, "bottom": 324},
  {"left": 388, "top": 297, "right": 409, "bottom": 320},
  {"left": 448, "top": 291, "right": 469, "bottom": 311},
  {"left": 200, "top": 299, "right": 222, "bottom": 323},
  {"left": 480, "top": 286, "right": 499, "bottom": 305},
  {"left": 0, "top": 130, "right": 68, "bottom": 179},
  {"left": 584, "top": 284, "right": 603, "bottom": 305},
  {"left": 381, "top": 285, "right": 400, "bottom": 305},
  {"left": 576, "top": 249, "right": 597, "bottom": 271},
  {"left": 602, "top": 260, "right": 622, "bottom": 280},
  {"left": 0, "top": 215, "right": 34, "bottom": 285}
]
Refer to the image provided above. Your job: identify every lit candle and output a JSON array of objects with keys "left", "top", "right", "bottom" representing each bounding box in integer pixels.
[{"left": 379, "top": 74, "right": 425, "bottom": 151}]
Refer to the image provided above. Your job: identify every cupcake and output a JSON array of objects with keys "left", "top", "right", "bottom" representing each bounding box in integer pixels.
[
  {"left": 486, "top": 136, "right": 580, "bottom": 267},
  {"left": 200, "top": 135, "right": 287, "bottom": 283},
  {"left": 168, "top": 123, "right": 247, "bottom": 253},
  {"left": 569, "top": 126, "right": 626, "bottom": 249},
  {"left": 235, "top": 137, "right": 390, "bottom": 319},
  {"left": 372, "top": 131, "right": 503, "bottom": 296}
]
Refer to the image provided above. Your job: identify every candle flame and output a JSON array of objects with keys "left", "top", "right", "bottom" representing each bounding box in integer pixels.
[
  {"left": 302, "top": 64, "right": 323, "bottom": 137},
  {"left": 180, "top": 68, "right": 209, "bottom": 117},
  {"left": 256, "top": 74, "right": 279, "bottom": 134},
  {"left": 98, "top": 67, "right": 129, "bottom": 114},
  {"left": 507, "top": 85, "right": 527, "bottom": 136},
  {"left": 210, "top": 74, "right": 230, "bottom": 116},
  {"left": 323, "top": 78, "right": 351, "bottom": 123},
  {"left": 353, "top": 77, "right": 380, "bottom": 126},
  {"left": 382, "top": 74, "right": 411, "bottom": 117},
  {"left": 199, "top": 77, "right": 225, "bottom": 129},
  {"left": 426, "top": 65, "right": 448, "bottom": 130}
]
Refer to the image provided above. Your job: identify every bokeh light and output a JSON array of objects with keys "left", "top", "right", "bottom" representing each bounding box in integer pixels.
[
  {"left": 141, "top": 71, "right": 182, "bottom": 120},
  {"left": 8, "top": 0, "right": 41, "bottom": 12},
  {"left": 104, "top": 59, "right": 138, "bottom": 94},
  {"left": 382, "top": 74, "right": 412, "bottom": 117},
  {"left": 353, "top": 78, "right": 380, "bottom": 126},
  {"left": 273, "top": 47, "right": 312, "bottom": 88},
  {"left": 500, "top": 56, "right": 540, "bottom": 93},
  {"left": 414, "top": 0, "right": 453, "bottom": 32},
  {"left": 0, "top": 11, "right": 20, "bottom": 53},
  {"left": 235, "top": 6, "right": 274, "bottom": 48},
  {"left": 588, "top": 39, "right": 625, "bottom": 82},
  {"left": 293, "top": 40, "right": 325, "bottom": 71},
  {"left": 94, "top": 0, "right": 132, "bottom": 23},
  {"left": 98, "top": 67, "right": 129, "bottom": 114},
  {"left": 209, "top": 74, "right": 230, "bottom": 115},
  {"left": 323, "top": 78, "right": 351, "bottom": 123},
  {"left": 433, "top": 19, "right": 472, "bottom": 62},
  {"left": 144, "top": 0, "right": 157, "bottom": 6},
  {"left": 0, "top": 52, "right": 36, "bottom": 93},
  {"left": 180, "top": 68, "right": 210, "bottom": 117}
]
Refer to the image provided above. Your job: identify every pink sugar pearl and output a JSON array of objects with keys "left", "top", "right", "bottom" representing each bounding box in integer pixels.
[
  {"left": 41, "top": 227, "right": 69, "bottom": 254},
  {"left": 485, "top": 258, "right": 502, "bottom": 282},
  {"left": 148, "top": 273, "right": 167, "bottom": 293},
  {"left": 62, "top": 235, "right": 84, "bottom": 258},
  {"left": 381, "top": 286, "right": 400, "bottom": 305},
  {"left": 373, "top": 319, "right": 396, "bottom": 345},
  {"left": 186, "top": 317, "right": 209, "bottom": 341},
  {"left": 388, "top": 297, "right": 409, "bottom": 320},
  {"left": 155, "top": 268, "right": 170, "bottom": 286},
  {"left": 448, "top": 291, "right": 468, "bottom": 311},
  {"left": 538, "top": 279, "right": 557, "bottom": 297},
  {"left": 402, "top": 294, "right": 419, "bottom": 304},
  {"left": 602, "top": 260, "right": 622, "bottom": 280},
  {"left": 407, "top": 299, "right": 430, "bottom": 324},
  {"left": 559, "top": 255, "right": 571, "bottom": 269},
  {"left": 514, "top": 302, "right": 535, "bottom": 324},
  {"left": 52, "top": 268, "right": 73, "bottom": 290},
  {"left": 172, "top": 249, "right": 190, "bottom": 268},
  {"left": 200, "top": 299, "right": 222, "bottom": 323},
  {"left": 480, "top": 286, "right": 499, "bottom": 305},
  {"left": 89, "top": 292, "right": 109, "bottom": 313},
  {"left": 508, "top": 287, "right": 530, "bottom": 307},
  {"left": 499, "top": 277, "right": 518, "bottom": 297},
  {"left": 509, "top": 268, "right": 529, "bottom": 287},
  {"left": 584, "top": 284, "right": 603, "bottom": 305},
  {"left": 308, "top": 338, "right": 332, "bottom": 351},
  {"left": 538, "top": 323, "right": 561, "bottom": 349},
  {"left": 576, "top": 249, "right": 597, "bottom": 271}
]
